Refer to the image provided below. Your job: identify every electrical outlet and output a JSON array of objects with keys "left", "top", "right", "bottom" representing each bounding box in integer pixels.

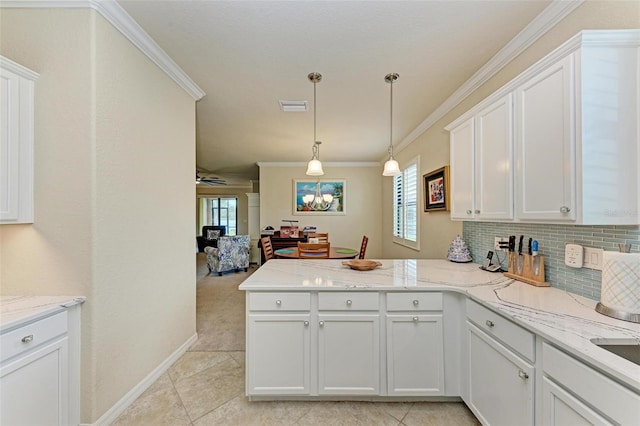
[
  {"left": 494, "top": 237, "right": 508, "bottom": 251},
  {"left": 583, "top": 246, "right": 604, "bottom": 271}
]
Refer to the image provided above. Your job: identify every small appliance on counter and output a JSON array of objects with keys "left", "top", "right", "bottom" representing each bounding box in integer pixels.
[
  {"left": 447, "top": 235, "right": 472, "bottom": 263},
  {"left": 596, "top": 244, "right": 640, "bottom": 323}
]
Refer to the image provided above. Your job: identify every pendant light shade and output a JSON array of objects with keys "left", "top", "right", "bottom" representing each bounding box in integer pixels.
[
  {"left": 383, "top": 73, "right": 402, "bottom": 176},
  {"left": 306, "top": 72, "right": 325, "bottom": 176}
]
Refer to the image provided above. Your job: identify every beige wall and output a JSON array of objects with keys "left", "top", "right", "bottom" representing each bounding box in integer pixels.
[
  {"left": 260, "top": 165, "right": 382, "bottom": 258},
  {"left": 0, "top": 9, "right": 196, "bottom": 423},
  {"left": 383, "top": 0, "right": 640, "bottom": 259}
]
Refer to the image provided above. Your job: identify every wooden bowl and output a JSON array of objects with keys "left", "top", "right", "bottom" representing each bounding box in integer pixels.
[{"left": 342, "top": 260, "right": 382, "bottom": 271}]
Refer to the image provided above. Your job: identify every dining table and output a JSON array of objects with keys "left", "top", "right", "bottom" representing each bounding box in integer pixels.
[{"left": 274, "top": 246, "right": 358, "bottom": 259}]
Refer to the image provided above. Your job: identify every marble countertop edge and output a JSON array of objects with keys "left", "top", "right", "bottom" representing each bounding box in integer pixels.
[{"left": 1, "top": 296, "right": 86, "bottom": 333}]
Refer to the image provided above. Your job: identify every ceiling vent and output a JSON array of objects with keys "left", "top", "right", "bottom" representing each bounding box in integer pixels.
[{"left": 279, "top": 100, "right": 308, "bottom": 112}]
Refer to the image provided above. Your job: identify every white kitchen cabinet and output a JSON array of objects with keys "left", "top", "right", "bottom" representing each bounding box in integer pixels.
[
  {"left": 543, "top": 342, "right": 640, "bottom": 425},
  {"left": 247, "top": 314, "right": 311, "bottom": 395},
  {"left": 447, "top": 30, "right": 639, "bottom": 225},
  {"left": 0, "top": 301, "right": 82, "bottom": 426},
  {"left": 386, "top": 292, "right": 444, "bottom": 396},
  {"left": 467, "top": 323, "right": 534, "bottom": 426},
  {"left": 317, "top": 314, "right": 380, "bottom": 395},
  {"left": 448, "top": 94, "right": 513, "bottom": 221},
  {"left": 0, "top": 57, "right": 37, "bottom": 224}
]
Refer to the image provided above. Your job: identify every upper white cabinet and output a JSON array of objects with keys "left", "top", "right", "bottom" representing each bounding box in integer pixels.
[
  {"left": 448, "top": 30, "right": 640, "bottom": 225},
  {"left": 0, "top": 56, "right": 38, "bottom": 224},
  {"left": 449, "top": 95, "right": 513, "bottom": 221}
]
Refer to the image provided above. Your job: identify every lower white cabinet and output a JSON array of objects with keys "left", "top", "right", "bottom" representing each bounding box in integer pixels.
[
  {"left": 542, "top": 376, "right": 610, "bottom": 425},
  {"left": 318, "top": 314, "right": 380, "bottom": 395},
  {"left": 247, "top": 314, "right": 311, "bottom": 395},
  {"left": 0, "top": 303, "right": 82, "bottom": 426},
  {"left": 467, "top": 322, "right": 534, "bottom": 426},
  {"left": 386, "top": 314, "right": 444, "bottom": 395}
]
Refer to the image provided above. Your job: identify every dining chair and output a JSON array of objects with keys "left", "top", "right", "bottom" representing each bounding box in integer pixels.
[
  {"left": 359, "top": 235, "right": 368, "bottom": 259},
  {"left": 260, "top": 236, "right": 274, "bottom": 262},
  {"left": 307, "top": 232, "right": 329, "bottom": 243},
  {"left": 298, "top": 242, "right": 330, "bottom": 258}
]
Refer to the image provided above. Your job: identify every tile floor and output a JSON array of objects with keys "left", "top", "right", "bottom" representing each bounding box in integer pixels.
[{"left": 112, "top": 256, "right": 480, "bottom": 425}]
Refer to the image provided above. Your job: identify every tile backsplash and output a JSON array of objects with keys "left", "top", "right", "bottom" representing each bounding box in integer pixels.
[{"left": 463, "top": 222, "right": 639, "bottom": 300}]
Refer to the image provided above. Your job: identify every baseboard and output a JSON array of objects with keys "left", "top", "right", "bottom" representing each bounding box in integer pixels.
[{"left": 82, "top": 332, "right": 198, "bottom": 426}]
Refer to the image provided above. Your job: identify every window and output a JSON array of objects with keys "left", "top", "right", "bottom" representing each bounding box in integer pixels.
[
  {"left": 199, "top": 197, "right": 238, "bottom": 235},
  {"left": 392, "top": 156, "right": 420, "bottom": 250}
]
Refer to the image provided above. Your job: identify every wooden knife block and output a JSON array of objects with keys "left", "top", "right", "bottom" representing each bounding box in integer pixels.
[{"left": 504, "top": 252, "right": 550, "bottom": 287}]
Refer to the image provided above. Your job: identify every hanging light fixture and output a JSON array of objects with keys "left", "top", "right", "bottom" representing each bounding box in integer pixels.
[
  {"left": 306, "top": 72, "right": 324, "bottom": 176},
  {"left": 301, "top": 179, "right": 334, "bottom": 211},
  {"left": 383, "top": 73, "right": 401, "bottom": 176}
]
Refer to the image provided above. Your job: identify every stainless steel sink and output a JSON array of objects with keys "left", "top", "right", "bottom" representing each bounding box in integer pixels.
[{"left": 591, "top": 338, "right": 640, "bottom": 366}]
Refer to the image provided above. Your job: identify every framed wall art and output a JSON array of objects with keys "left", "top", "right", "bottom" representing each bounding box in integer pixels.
[
  {"left": 293, "top": 179, "right": 346, "bottom": 215},
  {"left": 423, "top": 166, "right": 449, "bottom": 212}
]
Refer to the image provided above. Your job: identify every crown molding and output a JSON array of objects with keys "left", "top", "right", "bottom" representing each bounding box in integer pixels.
[
  {"left": 393, "top": 0, "right": 584, "bottom": 156},
  {"left": 0, "top": 55, "right": 40, "bottom": 80},
  {"left": 257, "top": 162, "right": 381, "bottom": 168},
  {"left": 1, "top": 0, "right": 205, "bottom": 101}
]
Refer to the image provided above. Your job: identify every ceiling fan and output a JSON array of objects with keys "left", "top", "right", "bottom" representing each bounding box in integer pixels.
[{"left": 196, "top": 170, "right": 227, "bottom": 186}]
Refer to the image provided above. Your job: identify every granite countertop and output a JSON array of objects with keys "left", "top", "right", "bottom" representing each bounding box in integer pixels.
[
  {"left": 239, "top": 259, "right": 640, "bottom": 392},
  {"left": 0, "top": 296, "right": 86, "bottom": 333}
]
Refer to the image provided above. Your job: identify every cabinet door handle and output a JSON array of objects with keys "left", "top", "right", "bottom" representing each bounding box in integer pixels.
[
  {"left": 319, "top": 321, "right": 324, "bottom": 327},
  {"left": 413, "top": 316, "right": 419, "bottom": 322},
  {"left": 518, "top": 370, "right": 529, "bottom": 380},
  {"left": 346, "top": 300, "right": 352, "bottom": 306},
  {"left": 275, "top": 300, "right": 282, "bottom": 305},
  {"left": 485, "top": 320, "right": 495, "bottom": 328},
  {"left": 304, "top": 321, "right": 309, "bottom": 327},
  {"left": 475, "top": 210, "right": 480, "bottom": 214},
  {"left": 466, "top": 210, "right": 472, "bottom": 215},
  {"left": 560, "top": 206, "right": 571, "bottom": 214},
  {"left": 413, "top": 299, "right": 419, "bottom": 306},
  {"left": 21, "top": 334, "right": 34, "bottom": 343}
]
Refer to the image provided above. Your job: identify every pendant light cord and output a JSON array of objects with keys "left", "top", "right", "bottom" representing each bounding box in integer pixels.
[{"left": 389, "top": 77, "right": 393, "bottom": 157}]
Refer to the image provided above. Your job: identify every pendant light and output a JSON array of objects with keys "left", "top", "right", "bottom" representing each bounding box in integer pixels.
[
  {"left": 306, "top": 72, "right": 324, "bottom": 176},
  {"left": 382, "top": 73, "right": 401, "bottom": 176}
]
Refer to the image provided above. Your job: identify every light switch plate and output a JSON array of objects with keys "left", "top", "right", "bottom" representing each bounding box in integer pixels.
[
  {"left": 565, "top": 244, "right": 583, "bottom": 268},
  {"left": 583, "top": 247, "right": 604, "bottom": 271}
]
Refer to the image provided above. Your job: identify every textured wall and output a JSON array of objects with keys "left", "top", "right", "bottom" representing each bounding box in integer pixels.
[{"left": 463, "top": 222, "right": 640, "bottom": 300}]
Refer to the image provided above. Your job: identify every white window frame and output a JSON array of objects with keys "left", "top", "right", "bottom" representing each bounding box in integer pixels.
[{"left": 392, "top": 156, "right": 420, "bottom": 251}]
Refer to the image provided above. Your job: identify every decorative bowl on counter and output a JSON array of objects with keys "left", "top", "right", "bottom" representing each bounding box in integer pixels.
[{"left": 342, "top": 260, "right": 382, "bottom": 271}]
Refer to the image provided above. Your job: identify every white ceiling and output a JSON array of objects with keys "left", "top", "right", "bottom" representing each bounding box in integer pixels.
[{"left": 117, "top": 0, "right": 553, "bottom": 181}]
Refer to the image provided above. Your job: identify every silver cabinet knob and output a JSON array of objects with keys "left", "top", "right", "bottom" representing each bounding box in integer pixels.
[
  {"left": 413, "top": 300, "right": 419, "bottom": 306},
  {"left": 346, "top": 300, "right": 352, "bottom": 306},
  {"left": 304, "top": 321, "right": 309, "bottom": 327},
  {"left": 518, "top": 370, "right": 529, "bottom": 380},
  {"left": 485, "top": 320, "right": 495, "bottom": 328},
  {"left": 475, "top": 210, "right": 480, "bottom": 214},
  {"left": 276, "top": 300, "right": 282, "bottom": 305},
  {"left": 466, "top": 210, "right": 472, "bottom": 215},
  {"left": 413, "top": 316, "right": 419, "bottom": 322},
  {"left": 560, "top": 206, "right": 571, "bottom": 214},
  {"left": 319, "top": 321, "right": 325, "bottom": 327},
  {"left": 21, "top": 335, "right": 34, "bottom": 343}
]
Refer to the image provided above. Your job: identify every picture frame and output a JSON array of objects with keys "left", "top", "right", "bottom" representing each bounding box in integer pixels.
[
  {"left": 293, "top": 179, "right": 346, "bottom": 215},
  {"left": 423, "top": 166, "right": 449, "bottom": 212}
]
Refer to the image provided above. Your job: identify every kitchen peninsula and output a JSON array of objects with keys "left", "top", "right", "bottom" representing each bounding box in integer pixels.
[{"left": 239, "top": 259, "right": 640, "bottom": 425}]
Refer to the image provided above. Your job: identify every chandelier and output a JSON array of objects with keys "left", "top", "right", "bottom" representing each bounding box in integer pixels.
[
  {"left": 301, "top": 180, "right": 334, "bottom": 211},
  {"left": 306, "top": 72, "right": 324, "bottom": 176}
]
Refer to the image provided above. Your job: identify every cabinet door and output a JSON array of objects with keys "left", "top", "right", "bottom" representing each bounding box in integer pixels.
[
  {"left": 542, "top": 377, "right": 610, "bottom": 425},
  {"left": 475, "top": 94, "right": 513, "bottom": 220},
  {"left": 318, "top": 314, "right": 380, "bottom": 395},
  {"left": 1, "top": 338, "right": 69, "bottom": 426},
  {"left": 0, "top": 67, "right": 21, "bottom": 222},
  {"left": 387, "top": 314, "right": 444, "bottom": 396},
  {"left": 449, "top": 117, "right": 475, "bottom": 220},
  {"left": 515, "top": 55, "right": 576, "bottom": 221},
  {"left": 467, "top": 323, "right": 534, "bottom": 426},
  {"left": 247, "top": 314, "right": 310, "bottom": 395}
]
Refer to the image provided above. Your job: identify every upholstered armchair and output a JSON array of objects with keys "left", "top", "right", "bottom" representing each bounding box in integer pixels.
[
  {"left": 204, "top": 235, "right": 251, "bottom": 276},
  {"left": 197, "top": 225, "right": 226, "bottom": 252}
]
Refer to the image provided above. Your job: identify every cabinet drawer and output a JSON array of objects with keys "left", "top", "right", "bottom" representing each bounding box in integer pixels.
[
  {"left": 387, "top": 292, "right": 442, "bottom": 311},
  {"left": 249, "top": 293, "right": 310, "bottom": 311},
  {"left": 543, "top": 343, "right": 640, "bottom": 425},
  {"left": 466, "top": 299, "right": 534, "bottom": 361},
  {"left": 318, "top": 292, "right": 379, "bottom": 311},
  {"left": 0, "top": 311, "right": 68, "bottom": 362}
]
